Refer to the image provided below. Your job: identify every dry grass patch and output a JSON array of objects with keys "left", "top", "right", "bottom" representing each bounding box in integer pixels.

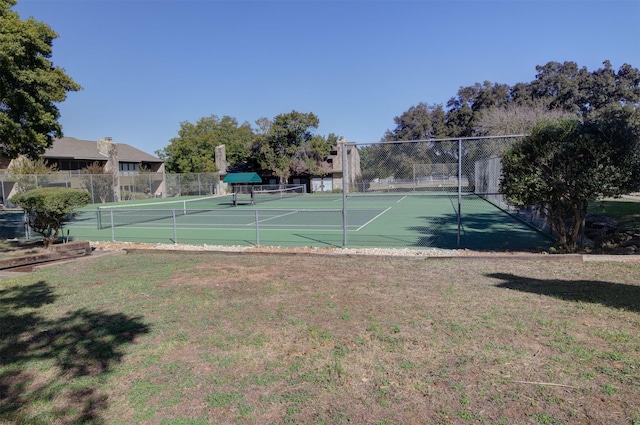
[{"left": 1, "top": 252, "right": 639, "bottom": 424}]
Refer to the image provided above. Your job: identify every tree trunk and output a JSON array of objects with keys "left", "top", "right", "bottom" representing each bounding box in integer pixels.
[
  {"left": 567, "top": 203, "right": 584, "bottom": 252},
  {"left": 549, "top": 201, "right": 586, "bottom": 253}
]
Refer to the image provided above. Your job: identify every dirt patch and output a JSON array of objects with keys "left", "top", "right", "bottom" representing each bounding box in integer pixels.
[{"left": 3, "top": 249, "right": 640, "bottom": 424}]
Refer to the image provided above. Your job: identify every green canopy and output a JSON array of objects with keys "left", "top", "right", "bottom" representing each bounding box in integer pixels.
[{"left": 222, "top": 172, "right": 262, "bottom": 184}]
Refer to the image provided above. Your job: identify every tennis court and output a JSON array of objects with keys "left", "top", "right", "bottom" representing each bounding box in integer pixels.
[{"left": 63, "top": 189, "right": 554, "bottom": 251}]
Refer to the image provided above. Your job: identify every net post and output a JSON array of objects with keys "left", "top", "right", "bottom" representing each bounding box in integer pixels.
[
  {"left": 341, "top": 139, "right": 348, "bottom": 246},
  {"left": 0, "top": 176, "right": 5, "bottom": 209},
  {"left": 412, "top": 163, "right": 416, "bottom": 192},
  {"left": 255, "top": 209, "right": 260, "bottom": 246},
  {"left": 457, "top": 138, "right": 462, "bottom": 249},
  {"left": 173, "top": 209, "right": 178, "bottom": 243},
  {"left": 110, "top": 209, "right": 115, "bottom": 242},
  {"left": 90, "top": 174, "right": 95, "bottom": 203}
]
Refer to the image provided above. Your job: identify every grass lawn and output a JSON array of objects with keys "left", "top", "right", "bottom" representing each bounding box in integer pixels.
[
  {"left": 1, "top": 251, "right": 639, "bottom": 424},
  {"left": 590, "top": 197, "right": 640, "bottom": 229}
]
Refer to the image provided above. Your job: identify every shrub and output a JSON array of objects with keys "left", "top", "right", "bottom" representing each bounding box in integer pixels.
[
  {"left": 500, "top": 109, "right": 640, "bottom": 252},
  {"left": 10, "top": 187, "right": 91, "bottom": 248}
]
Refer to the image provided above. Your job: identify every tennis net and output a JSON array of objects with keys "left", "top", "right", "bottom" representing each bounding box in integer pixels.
[
  {"left": 96, "top": 195, "right": 232, "bottom": 229},
  {"left": 252, "top": 185, "right": 306, "bottom": 202}
]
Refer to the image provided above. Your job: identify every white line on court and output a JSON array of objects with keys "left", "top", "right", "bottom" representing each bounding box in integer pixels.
[
  {"left": 78, "top": 224, "right": 350, "bottom": 232},
  {"left": 355, "top": 207, "right": 391, "bottom": 231},
  {"left": 332, "top": 195, "right": 407, "bottom": 203},
  {"left": 248, "top": 210, "right": 298, "bottom": 225}
]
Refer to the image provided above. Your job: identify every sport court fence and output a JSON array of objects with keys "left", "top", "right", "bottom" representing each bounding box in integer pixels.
[
  {"left": 89, "top": 136, "right": 552, "bottom": 249},
  {"left": 349, "top": 135, "right": 551, "bottom": 245},
  {"left": 0, "top": 172, "right": 221, "bottom": 206}
]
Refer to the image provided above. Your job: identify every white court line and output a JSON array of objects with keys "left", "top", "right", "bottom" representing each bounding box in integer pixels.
[
  {"left": 249, "top": 210, "right": 299, "bottom": 225},
  {"left": 333, "top": 195, "right": 407, "bottom": 203},
  {"left": 355, "top": 207, "right": 391, "bottom": 231}
]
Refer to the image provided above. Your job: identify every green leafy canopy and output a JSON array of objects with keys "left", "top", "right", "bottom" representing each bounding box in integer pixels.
[
  {"left": 0, "top": 0, "right": 81, "bottom": 159},
  {"left": 500, "top": 107, "right": 640, "bottom": 252}
]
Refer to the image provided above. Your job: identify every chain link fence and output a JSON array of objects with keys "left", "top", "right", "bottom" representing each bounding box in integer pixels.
[
  {"left": 0, "top": 172, "right": 221, "bottom": 206},
  {"left": 353, "top": 136, "right": 515, "bottom": 195},
  {"left": 347, "top": 136, "right": 551, "bottom": 247},
  {"left": 1, "top": 136, "right": 553, "bottom": 249}
]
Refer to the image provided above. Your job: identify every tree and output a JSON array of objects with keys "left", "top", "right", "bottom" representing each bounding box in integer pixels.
[
  {"left": 156, "top": 115, "right": 255, "bottom": 173},
  {"left": 383, "top": 103, "right": 448, "bottom": 141},
  {"left": 7, "top": 156, "right": 58, "bottom": 193},
  {"left": 81, "top": 162, "right": 115, "bottom": 203},
  {"left": 511, "top": 60, "right": 640, "bottom": 117},
  {"left": 290, "top": 133, "right": 336, "bottom": 177},
  {"left": 255, "top": 110, "right": 321, "bottom": 184},
  {"left": 477, "top": 103, "right": 575, "bottom": 136},
  {"left": 527, "top": 61, "right": 588, "bottom": 113},
  {"left": 10, "top": 187, "right": 91, "bottom": 248},
  {"left": 368, "top": 103, "right": 454, "bottom": 181},
  {"left": 434, "top": 61, "right": 640, "bottom": 140},
  {"left": 0, "top": 0, "right": 81, "bottom": 159},
  {"left": 375, "top": 60, "right": 639, "bottom": 191},
  {"left": 500, "top": 108, "right": 640, "bottom": 252},
  {"left": 445, "top": 81, "right": 512, "bottom": 137}
]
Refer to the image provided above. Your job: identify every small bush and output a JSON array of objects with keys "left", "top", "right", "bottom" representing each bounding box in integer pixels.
[{"left": 10, "top": 187, "right": 91, "bottom": 248}]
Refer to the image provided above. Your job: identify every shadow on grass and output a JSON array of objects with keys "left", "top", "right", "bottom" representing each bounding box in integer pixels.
[
  {"left": 0, "top": 281, "right": 150, "bottom": 424},
  {"left": 490, "top": 273, "right": 640, "bottom": 313}
]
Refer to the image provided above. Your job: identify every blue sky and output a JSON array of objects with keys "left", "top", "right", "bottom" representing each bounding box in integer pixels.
[{"left": 13, "top": 0, "right": 640, "bottom": 156}]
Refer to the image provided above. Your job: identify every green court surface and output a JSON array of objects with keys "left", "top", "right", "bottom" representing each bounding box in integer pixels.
[{"left": 58, "top": 192, "right": 554, "bottom": 251}]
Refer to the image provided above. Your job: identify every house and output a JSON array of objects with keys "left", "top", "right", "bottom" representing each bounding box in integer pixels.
[
  {"left": 1, "top": 136, "right": 165, "bottom": 203},
  {"left": 310, "top": 141, "right": 361, "bottom": 193},
  {"left": 248, "top": 140, "right": 361, "bottom": 193},
  {"left": 43, "top": 136, "right": 164, "bottom": 175}
]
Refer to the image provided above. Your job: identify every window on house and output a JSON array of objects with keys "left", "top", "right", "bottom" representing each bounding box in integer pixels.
[{"left": 119, "top": 163, "right": 140, "bottom": 175}]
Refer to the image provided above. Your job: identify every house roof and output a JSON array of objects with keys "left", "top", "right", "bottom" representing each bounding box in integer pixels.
[
  {"left": 223, "top": 172, "right": 262, "bottom": 184},
  {"left": 44, "top": 137, "right": 162, "bottom": 163}
]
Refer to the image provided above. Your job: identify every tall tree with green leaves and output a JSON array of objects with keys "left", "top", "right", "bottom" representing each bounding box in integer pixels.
[
  {"left": 436, "top": 61, "right": 640, "bottom": 139},
  {"left": 366, "top": 103, "right": 453, "bottom": 181},
  {"left": 526, "top": 61, "right": 588, "bottom": 113},
  {"left": 255, "top": 110, "right": 321, "bottom": 184},
  {"left": 446, "top": 81, "right": 512, "bottom": 137},
  {"left": 290, "top": 133, "right": 336, "bottom": 177},
  {"left": 157, "top": 115, "right": 255, "bottom": 173},
  {"left": 0, "top": 0, "right": 81, "bottom": 159},
  {"left": 510, "top": 60, "right": 640, "bottom": 118}
]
